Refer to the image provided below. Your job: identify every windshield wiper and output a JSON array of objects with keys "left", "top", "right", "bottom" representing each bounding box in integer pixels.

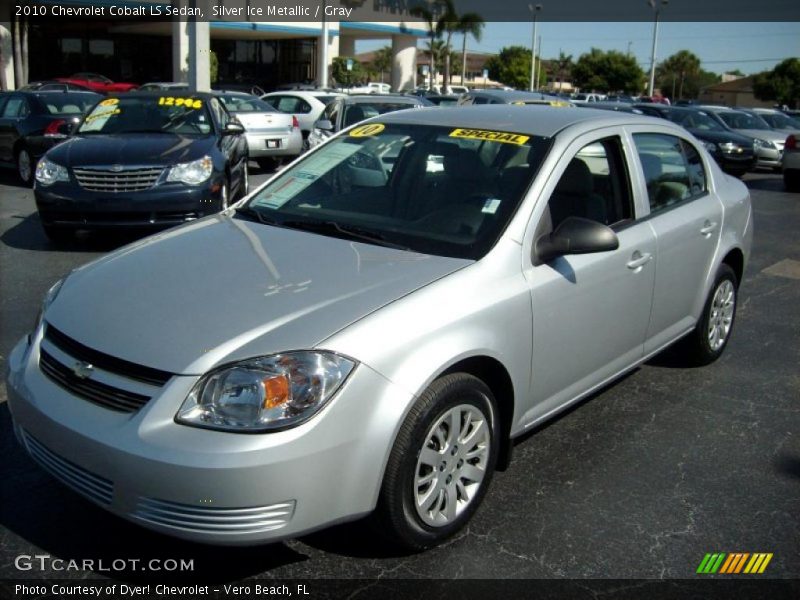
[
  {"left": 280, "top": 219, "right": 411, "bottom": 251},
  {"left": 234, "top": 205, "right": 282, "bottom": 226}
]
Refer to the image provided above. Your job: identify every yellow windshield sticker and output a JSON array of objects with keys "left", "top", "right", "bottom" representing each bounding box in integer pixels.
[
  {"left": 98, "top": 98, "right": 119, "bottom": 107},
  {"left": 158, "top": 97, "right": 203, "bottom": 109},
  {"left": 450, "top": 128, "right": 530, "bottom": 145},
  {"left": 85, "top": 108, "right": 121, "bottom": 121},
  {"left": 349, "top": 123, "right": 385, "bottom": 137}
]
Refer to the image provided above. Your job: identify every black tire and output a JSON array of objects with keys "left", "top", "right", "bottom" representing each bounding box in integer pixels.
[
  {"left": 375, "top": 373, "right": 499, "bottom": 551},
  {"left": 257, "top": 157, "right": 278, "bottom": 172},
  {"left": 682, "top": 264, "right": 738, "bottom": 366},
  {"left": 784, "top": 170, "right": 800, "bottom": 193},
  {"left": 219, "top": 178, "right": 230, "bottom": 211},
  {"left": 16, "top": 147, "right": 35, "bottom": 186},
  {"left": 237, "top": 160, "right": 249, "bottom": 200},
  {"left": 42, "top": 224, "right": 74, "bottom": 245}
]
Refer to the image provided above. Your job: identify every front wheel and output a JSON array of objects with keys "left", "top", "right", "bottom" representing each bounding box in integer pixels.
[
  {"left": 375, "top": 373, "right": 498, "bottom": 551},
  {"left": 682, "top": 264, "right": 738, "bottom": 365},
  {"left": 16, "top": 147, "right": 35, "bottom": 186}
]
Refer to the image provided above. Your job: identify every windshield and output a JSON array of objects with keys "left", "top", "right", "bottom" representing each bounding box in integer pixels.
[
  {"left": 244, "top": 123, "right": 551, "bottom": 260},
  {"left": 718, "top": 111, "right": 771, "bottom": 131},
  {"left": 758, "top": 112, "right": 800, "bottom": 130},
  {"left": 217, "top": 95, "right": 276, "bottom": 113},
  {"left": 341, "top": 103, "right": 417, "bottom": 127},
  {"left": 36, "top": 92, "right": 101, "bottom": 115},
  {"left": 669, "top": 110, "right": 725, "bottom": 132},
  {"left": 77, "top": 95, "right": 213, "bottom": 135}
]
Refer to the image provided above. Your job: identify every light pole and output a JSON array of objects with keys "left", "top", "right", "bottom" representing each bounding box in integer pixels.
[
  {"left": 529, "top": 3, "right": 542, "bottom": 92},
  {"left": 320, "top": 1, "right": 329, "bottom": 88},
  {"left": 647, "top": 0, "right": 668, "bottom": 98}
]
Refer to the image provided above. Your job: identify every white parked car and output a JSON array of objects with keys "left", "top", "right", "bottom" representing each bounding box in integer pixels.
[
  {"left": 7, "top": 106, "right": 752, "bottom": 551},
  {"left": 341, "top": 82, "right": 391, "bottom": 95},
  {"left": 261, "top": 90, "right": 345, "bottom": 150}
]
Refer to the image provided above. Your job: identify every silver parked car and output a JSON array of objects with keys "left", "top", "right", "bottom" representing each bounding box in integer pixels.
[
  {"left": 215, "top": 91, "right": 303, "bottom": 170},
  {"left": 6, "top": 106, "right": 752, "bottom": 550},
  {"left": 701, "top": 106, "right": 787, "bottom": 171}
]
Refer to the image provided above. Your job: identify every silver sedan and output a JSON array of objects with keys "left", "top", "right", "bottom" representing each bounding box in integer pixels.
[
  {"left": 216, "top": 92, "right": 303, "bottom": 170},
  {"left": 6, "top": 106, "right": 752, "bottom": 550}
]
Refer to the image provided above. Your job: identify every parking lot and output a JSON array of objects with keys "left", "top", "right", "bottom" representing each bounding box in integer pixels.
[{"left": 0, "top": 168, "right": 798, "bottom": 583}]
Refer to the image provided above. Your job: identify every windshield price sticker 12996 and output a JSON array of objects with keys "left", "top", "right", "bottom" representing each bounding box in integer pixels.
[{"left": 159, "top": 97, "right": 203, "bottom": 109}]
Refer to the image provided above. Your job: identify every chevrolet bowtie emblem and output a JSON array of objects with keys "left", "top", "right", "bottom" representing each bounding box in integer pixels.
[{"left": 72, "top": 361, "right": 94, "bottom": 380}]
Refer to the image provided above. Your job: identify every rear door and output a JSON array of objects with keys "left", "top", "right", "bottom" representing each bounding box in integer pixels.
[{"left": 630, "top": 131, "right": 724, "bottom": 353}]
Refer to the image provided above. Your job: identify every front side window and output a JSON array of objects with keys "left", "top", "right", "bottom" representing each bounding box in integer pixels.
[
  {"left": 634, "top": 133, "right": 707, "bottom": 214},
  {"left": 547, "top": 137, "right": 633, "bottom": 230},
  {"left": 244, "top": 124, "right": 552, "bottom": 259}
]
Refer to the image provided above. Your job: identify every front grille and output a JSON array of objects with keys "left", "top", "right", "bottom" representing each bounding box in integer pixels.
[
  {"left": 40, "top": 349, "right": 151, "bottom": 413},
  {"left": 73, "top": 166, "right": 164, "bottom": 193},
  {"left": 133, "top": 497, "right": 295, "bottom": 535},
  {"left": 45, "top": 325, "right": 172, "bottom": 386},
  {"left": 23, "top": 430, "right": 114, "bottom": 506}
]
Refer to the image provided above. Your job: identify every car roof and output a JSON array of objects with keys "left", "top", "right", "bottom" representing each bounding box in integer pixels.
[
  {"left": 345, "top": 95, "right": 426, "bottom": 104},
  {"left": 376, "top": 104, "right": 665, "bottom": 138},
  {"left": 467, "top": 90, "right": 559, "bottom": 101}
]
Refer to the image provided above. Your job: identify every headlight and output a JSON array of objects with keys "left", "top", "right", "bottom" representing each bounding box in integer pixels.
[
  {"left": 176, "top": 351, "right": 356, "bottom": 432},
  {"left": 33, "top": 276, "right": 66, "bottom": 333},
  {"left": 167, "top": 155, "right": 213, "bottom": 185},
  {"left": 753, "top": 138, "right": 775, "bottom": 150},
  {"left": 718, "top": 142, "right": 742, "bottom": 153},
  {"left": 35, "top": 158, "right": 69, "bottom": 186}
]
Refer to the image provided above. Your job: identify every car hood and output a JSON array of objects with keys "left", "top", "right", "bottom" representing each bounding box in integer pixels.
[
  {"left": 47, "top": 134, "right": 215, "bottom": 167},
  {"left": 688, "top": 129, "right": 754, "bottom": 146},
  {"left": 734, "top": 129, "right": 787, "bottom": 145},
  {"left": 45, "top": 214, "right": 470, "bottom": 375}
]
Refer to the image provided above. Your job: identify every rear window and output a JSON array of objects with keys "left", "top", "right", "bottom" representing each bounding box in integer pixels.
[
  {"left": 36, "top": 93, "right": 101, "bottom": 115},
  {"left": 217, "top": 95, "right": 276, "bottom": 113}
]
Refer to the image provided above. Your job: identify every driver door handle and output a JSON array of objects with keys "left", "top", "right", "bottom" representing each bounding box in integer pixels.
[{"left": 627, "top": 251, "right": 653, "bottom": 270}]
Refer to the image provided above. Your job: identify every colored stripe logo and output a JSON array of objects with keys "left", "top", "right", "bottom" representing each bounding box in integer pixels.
[{"left": 697, "top": 553, "right": 773, "bottom": 574}]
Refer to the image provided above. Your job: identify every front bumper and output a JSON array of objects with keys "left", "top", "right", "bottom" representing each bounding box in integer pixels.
[
  {"left": 245, "top": 130, "right": 302, "bottom": 158},
  {"left": 35, "top": 178, "right": 224, "bottom": 229},
  {"left": 6, "top": 332, "right": 413, "bottom": 545}
]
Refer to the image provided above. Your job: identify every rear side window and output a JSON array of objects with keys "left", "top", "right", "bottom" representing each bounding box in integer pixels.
[
  {"left": 633, "top": 133, "right": 707, "bottom": 214},
  {"left": 1, "top": 96, "right": 25, "bottom": 118}
]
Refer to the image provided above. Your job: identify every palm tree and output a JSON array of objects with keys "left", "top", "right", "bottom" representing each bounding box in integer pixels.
[
  {"left": 410, "top": 3, "right": 444, "bottom": 89},
  {"left": 371, "top": 46, "right": 393, "bottom": 84},
  {"left": 555, "top": 52, "right": 573, "bottom": 92},
  {"left": 439, "top": 0, "right": 484, "bottom": 92},
  {"left": 657, "top": 50, "right": 701, "bottom": 100},
  {"left": 458, "top": 14, "right": 485, "bottom": 86},
  {"left": 423, "top": 39, "right": 447, "bottom": 87}
]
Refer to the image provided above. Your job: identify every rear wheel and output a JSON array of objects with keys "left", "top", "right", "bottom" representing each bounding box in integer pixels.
[
  {"left": 682, "top": 264, "right": 738, "bottom": 365},
  {"left": 16, "top": 147, "right": 34, "bottom": 186},
  {"left": 257, "top": 157, "right": 278, "bottom": 172},
  {"left": 375, "top": 373, "right": 498, "bottom": 551}
]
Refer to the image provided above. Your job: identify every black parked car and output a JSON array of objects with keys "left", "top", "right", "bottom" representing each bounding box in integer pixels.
[
  {"left": 0, "top": 90, "right": 102, "bottom": 185},
  {"left": 633, "top": 104, "right": 756, "bottom": 177},
  {"left": 34, "top": 92, "right": 248, "bottom": 243}
]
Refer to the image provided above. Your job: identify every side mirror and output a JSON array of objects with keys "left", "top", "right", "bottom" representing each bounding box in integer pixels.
[
  {"left": 535, "top": 217, "right": 619, "bottom": 264},
  {"left": 223, "top": 121, "right": 245, "bottom": 135},
  {"left": 314, "top": 119, "right": 334, "bottom": 132}
]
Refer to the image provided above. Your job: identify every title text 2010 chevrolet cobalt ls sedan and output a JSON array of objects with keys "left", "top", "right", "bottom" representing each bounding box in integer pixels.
[{"left": 7, "top": 106, "right": 752, "bottom": 550}]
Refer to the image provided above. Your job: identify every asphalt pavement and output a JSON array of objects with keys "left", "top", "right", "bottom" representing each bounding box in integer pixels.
[{"left": 0, "top": 168, "right": 798, "bottom": 585}]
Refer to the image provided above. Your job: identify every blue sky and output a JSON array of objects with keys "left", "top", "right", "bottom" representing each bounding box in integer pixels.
[{"left": 357, "top": 22, "right": 800, "bottom": 76}]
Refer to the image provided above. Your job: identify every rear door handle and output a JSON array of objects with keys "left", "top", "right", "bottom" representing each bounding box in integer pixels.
[
  {"left": 627, "top": 251, "right": 653, "bottom": 270},
  {"left": 700, "top": 220, "right": 718, "bottom": 236}
]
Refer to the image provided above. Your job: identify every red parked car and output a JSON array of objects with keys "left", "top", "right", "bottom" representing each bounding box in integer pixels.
[{"left": 55, "top": 73, "right": 138, "bottom": 93}]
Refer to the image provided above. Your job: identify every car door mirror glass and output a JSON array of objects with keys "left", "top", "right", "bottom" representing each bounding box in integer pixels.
[{"left": 535, "top": 217, "right": 619, "bottom": 263}]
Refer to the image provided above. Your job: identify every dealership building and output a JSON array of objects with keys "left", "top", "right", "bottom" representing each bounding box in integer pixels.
[{"left": 0, "top": 1, "right": 426, "bottom": 91}]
